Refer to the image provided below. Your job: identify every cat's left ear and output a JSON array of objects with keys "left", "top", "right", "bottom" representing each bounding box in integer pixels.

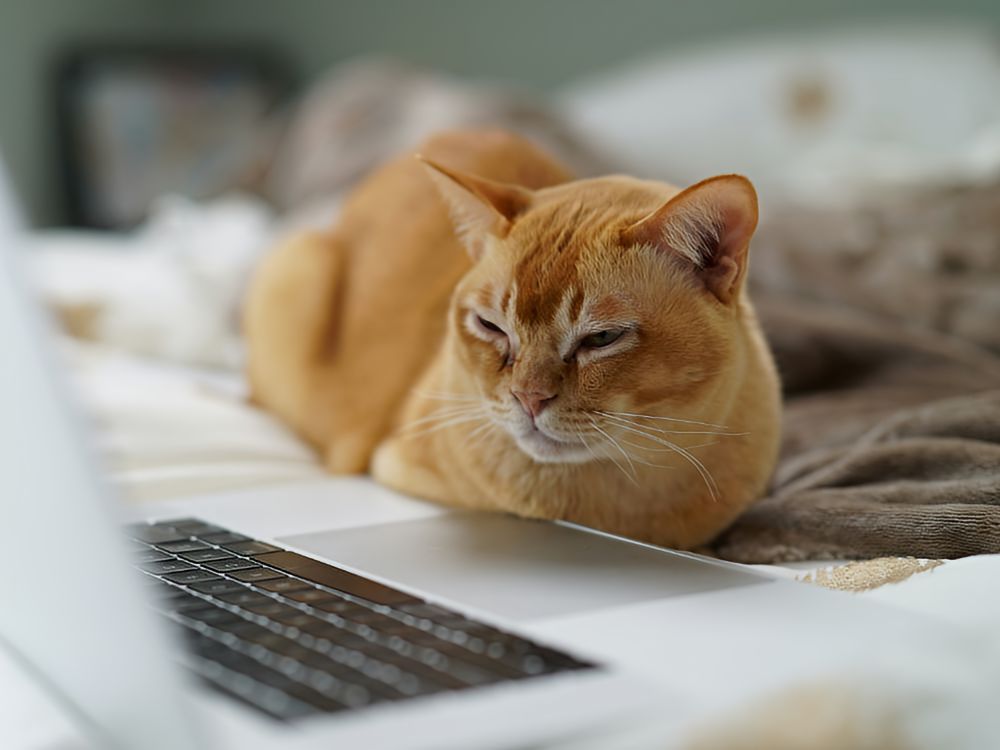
[
  {"left": 418, "top": 156, "right": 532, "bottom": 260},
  {"left": 621, "top": 175, "right": 758, "bottom": 305}
]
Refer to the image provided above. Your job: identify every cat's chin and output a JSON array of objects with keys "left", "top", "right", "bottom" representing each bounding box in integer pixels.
[{"left": 513, "top": 430, "right": 593, "bottom": 464}]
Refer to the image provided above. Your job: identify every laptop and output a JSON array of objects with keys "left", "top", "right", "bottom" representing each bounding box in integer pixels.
[{"left": 0, "top": 161, "right": 950, "bottom": 749}]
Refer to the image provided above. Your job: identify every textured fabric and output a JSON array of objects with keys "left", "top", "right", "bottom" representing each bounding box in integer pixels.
[
  {"left": 752, "top": 183, "right": 1000, "bottom": 353},
  {"left": 64, "top": 339, "right": 326, "bottom": 502},
  {"left": 798, "top": 558, "right": 944, "bottom": 592},
  {"left": 266, "top": 58, "right": 608, "bottom": 217},
  {"left": 713, "top": 299, "right": 1000, "bottom": 562}
]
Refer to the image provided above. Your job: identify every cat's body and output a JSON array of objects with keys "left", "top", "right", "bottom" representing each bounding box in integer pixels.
[{"left": 245, "top": 129, "right": 780, "bottom": 549}]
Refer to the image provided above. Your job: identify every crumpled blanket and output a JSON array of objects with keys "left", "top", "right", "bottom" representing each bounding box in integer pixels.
[
  {"left": 750, "top": 183, "right": 1000, "bottom": 354},
  {"left": 712, "top": 297, "right": 1000, "bottom": 562}
]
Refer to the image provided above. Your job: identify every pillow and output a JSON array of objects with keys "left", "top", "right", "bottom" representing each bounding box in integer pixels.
[{"left": 561, "top": 25, "right": 1000, "bottom": 197}]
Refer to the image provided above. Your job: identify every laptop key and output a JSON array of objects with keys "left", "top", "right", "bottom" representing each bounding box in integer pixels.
[
  {"left": 244, "top": 601, "right": 293, "bottom": 618},
  {"left": 156, "top": 540, "right": 210, "bottom": 554},
  {"left": 134, "top": 549, "right": 173, "bottom": 563},
  {"left": 274, "top": 612, "right": 318, "bottom": 629},
  {"left": 340, "top": 609, "right": 396, "bottom": 626},
  {"left": 217, "top": 591, "right": 273, "bottom": 607},
  {"left": 199, "top": 532, "right": 251, "bottom": 545},
  {"left": 436, "top": 643, "right": 522, "bottom": 678},
  {"left": 184, "top": 607, "right": 244, "bottom": 627},
  {"left": 141, "top": 559, "right": 198, "bottom": 574},
  {"left": 397, "top": 603, "right": 457, "bottom": 620},
  {"left": 223, "top": 620, "right": 275, "bottom": 641},
  {"left": 203, "top": 558, "right": 259, "bottom": 573},
  {"left": 127, "top": 524, "right": 187, "bottom": 545},
  {"left": 230, "top": 568, "right": 285, "bottom": 583},
  {"left": 255, "top": 552, "right": 418, "bottom": 606},
  {"left": 169, "top": 520, "right": 226, "bottom": 536},
  {"left": 149, "top": 582, "right": 189, "bottom": 601},
  {"left": 268, "top": 643, "right": 315, "bottom": 664},
  {"left": 312, "top": 599, "right": 367, "bottom": 615},
  {"left": 307, "top": 628, "right": 370, "bottom": 652},
  {"left": 440, "top": 656, "right": 505, "bottom": 687},
  {"left": 170, "top": 603, "right": 217, "bottom": 619},
  {"left": 180, "top": 549, "right": 235, "bottom": 563},
  {"left": 236, "top": 629, "right": 293, "bottom": 650},
  {"left": 164, "top": 569, "right": 223, "bottom": 585},
  {"left": 224, "top": 540, "right": 281, "bottom": 556},
  {"left": 257, "top": 577, "right": 311, "bottom": 594},
  {"left": 282, "top": 588, "right": 338, "bottom": 605},
  {"left": 189, "top": 579, "right": 247, "bottom": 596},
  {"left": 374, "top": 619, "right": 431, "bottom": 637},
  {"left": 380, "top": 654, "right": 467, "bottom": 691}
]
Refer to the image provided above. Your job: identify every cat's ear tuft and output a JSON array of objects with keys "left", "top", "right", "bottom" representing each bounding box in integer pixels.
[
  {"left": 417, "top": 155, "right": 533, "bottom": 260},
  {"left": 621, "top": 175, "right": 758, "bottom": 304}
]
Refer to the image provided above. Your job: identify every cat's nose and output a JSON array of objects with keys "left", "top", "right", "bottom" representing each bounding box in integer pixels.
[{"left": 512, "top": 389, "right": 557, "bottom": 419}]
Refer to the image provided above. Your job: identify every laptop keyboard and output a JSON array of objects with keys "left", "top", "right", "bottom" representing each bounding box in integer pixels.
[{"left": 127, "top": 518, "right": 594, "bottom": 721}]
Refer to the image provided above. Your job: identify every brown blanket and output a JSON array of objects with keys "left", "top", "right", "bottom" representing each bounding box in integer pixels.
[
  {"left": 710, "top": 180, "right": 1000, "bottom": 563},
  {"left": 712, "top": 296, "right": 1000, "bottom": 562}
]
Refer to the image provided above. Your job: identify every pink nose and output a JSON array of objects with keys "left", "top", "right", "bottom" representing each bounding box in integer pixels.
[{"left": 512, "top": 389, "right": 557, "bottom": 419}]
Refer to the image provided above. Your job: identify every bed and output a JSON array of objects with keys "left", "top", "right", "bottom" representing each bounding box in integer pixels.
[{"left": 24, "top": 24, "right": 1000, "bottom": 748}]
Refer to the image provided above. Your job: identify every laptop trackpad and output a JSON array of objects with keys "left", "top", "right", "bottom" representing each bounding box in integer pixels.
[{"left": 279, "top": 512, "right": 764, "bottom": 621}]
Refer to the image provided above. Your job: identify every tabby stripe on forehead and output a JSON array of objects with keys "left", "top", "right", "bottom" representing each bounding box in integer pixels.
[
  {"left": 499, "top": 287, "right": 512, "bottom": 315},
  {"left": 568, "top": 287, "right": 585, "bottom": 323},
  {"left": 513, "top": 204, "right": 586, "bottom": 326},
  {"left": 475, "top": 287, "right": 494, "bottom": 308}
]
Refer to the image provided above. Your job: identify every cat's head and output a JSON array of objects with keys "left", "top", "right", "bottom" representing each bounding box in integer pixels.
[{"left": 423, "top": 158, "right": 758, "bottom": 464}]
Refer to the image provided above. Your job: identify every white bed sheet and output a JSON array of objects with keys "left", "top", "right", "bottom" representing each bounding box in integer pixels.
[{"left": 65, "top": 338, "right": 325, "bottom": 502}]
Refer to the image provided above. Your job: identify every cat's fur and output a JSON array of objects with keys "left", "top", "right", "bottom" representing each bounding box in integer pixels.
[{"left": 245, "top": 129, "right": 780, "bottom": 548}]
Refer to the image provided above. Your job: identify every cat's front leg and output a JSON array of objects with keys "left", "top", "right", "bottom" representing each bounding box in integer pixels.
[{"left": 370, "top": 435, "right": 457, "bottom": 507}]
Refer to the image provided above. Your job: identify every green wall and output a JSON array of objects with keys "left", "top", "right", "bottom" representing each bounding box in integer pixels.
[{"left": 2, "top": 0, "right": 998, "bottom": 225}]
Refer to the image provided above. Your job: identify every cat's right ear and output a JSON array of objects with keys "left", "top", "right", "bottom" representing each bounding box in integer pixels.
[
  {"left": 418, "top": 156, "right": 532, "bottom": 260},
  {"left": 621, "top": 175, "right": 758, "bottom": 305}
]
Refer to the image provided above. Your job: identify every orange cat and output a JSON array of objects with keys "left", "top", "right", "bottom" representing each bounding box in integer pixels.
[{"left": 245, "top": 129, "right": 780, "bottom": 549}]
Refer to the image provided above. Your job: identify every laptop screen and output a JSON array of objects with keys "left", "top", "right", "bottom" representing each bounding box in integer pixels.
[{"left": 0, "top": 161, "right": 203, "bottom": 749}]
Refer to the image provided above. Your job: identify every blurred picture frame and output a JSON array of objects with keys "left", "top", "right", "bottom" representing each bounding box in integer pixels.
[{"left": 54, "top": 45, "right": 288, "bottom": 228}]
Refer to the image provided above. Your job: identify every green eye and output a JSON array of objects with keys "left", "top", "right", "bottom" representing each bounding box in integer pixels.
[{"left": 580, "top": 329, "right": 624, "bottom": 349}]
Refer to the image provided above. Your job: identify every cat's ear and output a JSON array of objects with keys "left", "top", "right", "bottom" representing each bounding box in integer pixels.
[
  {"left": 418, "top": 156, "right": 532, "bottom": 260},
  {"left": 621, "top": 175, "right": 758, "bottom": 304}
]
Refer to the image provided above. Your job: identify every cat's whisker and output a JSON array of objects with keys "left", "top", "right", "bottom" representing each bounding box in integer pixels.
[
  {"left": 398, "top": 404, "right": 487, "bottom": 438},
  {"left": 590, "top": 430, "right": 678, "bottom": 471},
  {"left": 411, "top": 390, "right": 481, "bottom": 403},
  {"left": 620, "top": 437, "right": 719, "bottom": 453},
  {"left": 587, "top": 416, "right": 638, "bottom": 485},
  {"left": 465, "top": 420, "right": 499, "bottom": 451},
  {"left": 622, "top": 453, "right": 678, "bottom": 470},
  {"left": 597, "top": 416, "right": 720, "bottom": 501},
  {"left": 597, "top": 410, "right": 744, "bottom": 437},
  {"left": 575, "top": 428, "right": 601, "bottom": 465},
  {"left": 466, "top": 421, "right": 493, "bottom": 439},
  {"left": 684, "top": 439, "right": 719, "bottom": 451},
  {"left": 400, "top": 404, "right": 483, "bottom": 429},
  {"left": 399, "top": 412, "right": 488, "bottom": 440},
  {"left": 597, "top": 409, "right": 731, "bottom": 431}
]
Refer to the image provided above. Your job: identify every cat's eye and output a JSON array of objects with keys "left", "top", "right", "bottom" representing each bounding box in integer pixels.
[
  {"left": 580, "top": 329, "right": 624, "bottom": 349},
  {"left": 477, "top": 315, "right": 505, "bottom": 334}
]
